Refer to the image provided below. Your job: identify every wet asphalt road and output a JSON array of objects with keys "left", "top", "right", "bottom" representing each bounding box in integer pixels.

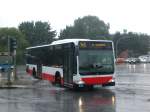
[{"left": 0, "top": 63, "right": 150, "bottom": 112}]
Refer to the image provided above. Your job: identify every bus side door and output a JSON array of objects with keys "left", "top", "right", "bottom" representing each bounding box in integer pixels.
[{"left": 63, "top": 43, "right": 75, "bottom": 87}]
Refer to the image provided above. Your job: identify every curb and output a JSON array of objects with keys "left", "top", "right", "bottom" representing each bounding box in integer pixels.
[{"left": 0, "top": 85, "right": 34, "bottom": 89}]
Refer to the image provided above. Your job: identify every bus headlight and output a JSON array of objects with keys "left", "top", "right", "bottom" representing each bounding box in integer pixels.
[
  {"left": 108, "top": 77, "right": 115, "bottom": 83},
  {"left": 77, "top": 80, "right": 85, "bottom": 87},
  {"left": 77, "top": 80, "right": 84, "bottom": 85}
]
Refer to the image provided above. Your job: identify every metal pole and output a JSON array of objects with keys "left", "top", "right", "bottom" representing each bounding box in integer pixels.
[
  {"left": 13, "top": 50, "right": 17, "bottom": 80},
  {"left": 7, "top": 36, "right": 11, "bottom": 85}
]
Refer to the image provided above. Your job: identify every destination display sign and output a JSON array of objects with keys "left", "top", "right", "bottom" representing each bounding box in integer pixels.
[{"left": 79, "top": 41, "right": 112, "bottom": 50}]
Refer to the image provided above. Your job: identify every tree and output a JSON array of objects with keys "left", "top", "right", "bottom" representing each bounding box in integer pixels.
[
  {"left": 59, "top": 15, "right": 110, "bottom": 40},
  {"left": 113, "top": 32, "right": 150, "bottom": 57},
  {"left": 59, "top": 26, "right": 74, "bottom": 39},
  {"left": 0, "top": 27, "right": 29, "bottom": 63},
  {"left": 19, "top": 21, "right": 56, "bottom": 46}
]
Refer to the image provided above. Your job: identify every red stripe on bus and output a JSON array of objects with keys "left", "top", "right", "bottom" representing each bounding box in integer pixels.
[
  {"left": 27, "top": 68, "right": 54, "bottom": 81},
  {"left": 27, "top": 69, "right": 32, "bottom": 75},
  {"left": 42, "top": 73, "right": 64, "bottom": 85},
  {"left": 81, "top": 76, "right": 112, "bottom": 85},
  {"left": 27, "top": 69, "right": 64, "bottom": 84},
  {"left": 42, "top": 73, "right": 54, "bottom": 81}
]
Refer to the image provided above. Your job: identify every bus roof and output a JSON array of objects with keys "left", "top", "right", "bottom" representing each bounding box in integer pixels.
[
  {"left": 26, "top": 39, "right": 113, "bottom": 49},
  {"left": 51, "top": 39, "right": 89, "bottom": 45}
]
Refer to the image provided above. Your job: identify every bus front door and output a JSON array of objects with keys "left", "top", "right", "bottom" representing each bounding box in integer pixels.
[{"left": 63, "top": 43, "right": 74, "bottom": 87}]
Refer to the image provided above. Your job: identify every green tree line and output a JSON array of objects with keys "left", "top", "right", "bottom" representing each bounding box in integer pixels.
[
  {"left": 0, "top": 15, "right": 150, "bottom": 64},
  {"left": 59, "top": 15, "right": 110, "bottom": 40},
  {"left": 0, "top": 28, "right": 28, "bottom": 64},
  {"left": 113, "top": 32, "right": 150, "bottom": 57}
]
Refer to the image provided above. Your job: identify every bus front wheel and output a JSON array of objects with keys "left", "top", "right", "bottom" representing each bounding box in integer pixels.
[{"left": 32, "top": 68, "right": 37, "bottom": 78}]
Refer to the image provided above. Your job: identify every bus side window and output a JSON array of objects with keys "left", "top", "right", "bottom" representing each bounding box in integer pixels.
[{"left": 50, "top": 45, "right": 63, "bottom": 67}]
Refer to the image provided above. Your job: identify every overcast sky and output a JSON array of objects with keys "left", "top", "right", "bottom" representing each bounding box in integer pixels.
[{"left": 0, "top": 0, "right": 150, "bottom": 36}]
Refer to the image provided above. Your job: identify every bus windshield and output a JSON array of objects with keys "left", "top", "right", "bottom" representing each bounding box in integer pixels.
[{"left": 79, "top": 50, "right": 114, "bottom": 75}]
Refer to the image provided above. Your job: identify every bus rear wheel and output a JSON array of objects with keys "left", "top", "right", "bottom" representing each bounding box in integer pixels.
[{"left": 54, "top": 72, "right": 61, "bottom": 86}]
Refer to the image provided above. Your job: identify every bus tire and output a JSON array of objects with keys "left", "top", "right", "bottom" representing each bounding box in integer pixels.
[
  {"left": 32, "top": 67, "right": 37, "bottom": 78},
  {"left": 55, "top": 72, "right": 61, "bottom": 86}
]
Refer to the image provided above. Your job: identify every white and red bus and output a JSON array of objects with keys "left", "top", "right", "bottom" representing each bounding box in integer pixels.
[{"left": 25, "top": 39, "right": 115, "bottom": 88}]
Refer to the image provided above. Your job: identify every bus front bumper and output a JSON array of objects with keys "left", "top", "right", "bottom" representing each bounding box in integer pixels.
[{"left": 75, "top": 80, "right": 115, "bottom": 88}]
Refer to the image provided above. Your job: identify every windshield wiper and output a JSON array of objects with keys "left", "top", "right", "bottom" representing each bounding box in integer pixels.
[{"left": 92, "top": 63, "right": 103, "bottom": 69}]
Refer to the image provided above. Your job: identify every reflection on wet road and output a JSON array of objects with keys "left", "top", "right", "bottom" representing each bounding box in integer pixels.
[
  {"left": 115, "top": 63, "right": 150, "bottom": 112},
  {"left": 0, "top": 88, "right": 115, "bottom": 112},
  {"left": 0, "top": 63, "right": 150, "bottom": 112}
]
